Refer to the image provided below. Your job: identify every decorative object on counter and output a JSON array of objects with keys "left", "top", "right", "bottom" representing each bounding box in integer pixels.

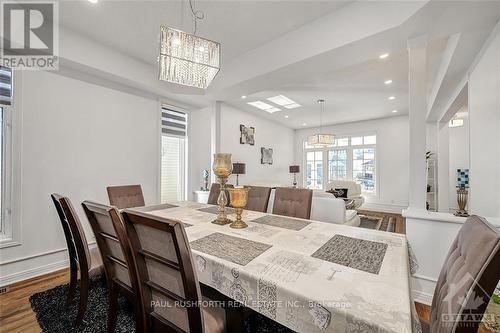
[
  {"left": 240, "top": 124, "right": 255, "bottom": 145},
  {"left": 454, "top": 168, "right": 470, "bottom": 217},
  {"left": 260, "top": 147, "right": 273, "bottom": 164},
  {"left": 289, "top": 165, "right": 300, "bottom": 187},
  {"left": 227, "top": 187, "right": 251, "bottom": 229},
  {"left": 307, "top": 99, "right": 335, "bottom": 147},
  {"left": 211, "top": 153, "right": 233, "bottom": 225},
  {"left": 232, "top": 163, "right": 246, "bottom": 186},
  {"left": 201, "top": 169, "right": 210, "bottom": 191}
]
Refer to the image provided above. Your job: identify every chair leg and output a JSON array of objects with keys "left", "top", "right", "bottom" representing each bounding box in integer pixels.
[
  {"left": 107, "top": 283, "right": 118, "bottom": 333},
  {"left": 66, "top": 260, "right": 78, "bottom": 306},
  {"left": 75, "top": 270, "right": 89, "bottom": 325}
]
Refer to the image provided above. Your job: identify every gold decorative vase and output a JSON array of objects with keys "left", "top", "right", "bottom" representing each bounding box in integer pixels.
[
  {"left": 454, "top": 187, "right": 470, "bottom": 217},
  {"left": 211, "top": 153, "right": 233, "bottom": 225},
  {"left": 227, "top": 187, "right": 250, "bottom": 229}
]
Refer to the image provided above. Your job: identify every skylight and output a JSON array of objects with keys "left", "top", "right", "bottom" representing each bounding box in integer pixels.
[
  {"left": 247, "top": 101, "right": 281, "bottom": 113},
  {"left": 266, "top": 95, "right": 301, "bottom": 109}
]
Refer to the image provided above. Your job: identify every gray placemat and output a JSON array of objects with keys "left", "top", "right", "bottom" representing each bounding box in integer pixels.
[
  {"left": 311, "top": 235, "right": 388, "bottom": 274},
  {"left": 130, "top": 203, "right": 178, "bottom": 212},
  {"left": 251, "top": 215, "right": 311, "bottom": 231},
  {"left": 190, "top": 232, "right": 272, "bottom": 266},
  {"left": 198, "top": 206, "right": 235, "bottom": 215}
]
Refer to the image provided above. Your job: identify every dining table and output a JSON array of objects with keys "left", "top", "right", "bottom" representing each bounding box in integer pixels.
[{"left": 131, "top": 201, "right": 419, "bottom": 333}]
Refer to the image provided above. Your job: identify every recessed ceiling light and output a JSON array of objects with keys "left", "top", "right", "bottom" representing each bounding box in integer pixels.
[
  {"left": 302, "top": 123, "right": 307, "bottom": 126},
  {"left": 384, "top": 80, "right": 393, "bottom": 85},
  {"left": 241, "top": 95, "right": 247, "bottom": 99},
  {"left": 247, "top": 101, "right": 281, "bottom": 113},
  {"left": 284, "top": 115, "right": 289, "bottom": 118},
  {"left": 88, "top": 0, "right": 98, "bottom": 3},
  {"left": 392, "top": 110, "right": 398, "bottom": 113},
  {"left": 388, "top": 96, "right": 396, "bottom": 100},
  {"left": 267, "top": 95, "right": 301, "bottom": 109},
  {"left": 379, "top": 53, "right": 389, "bottom": 59},
  {"left": 449, "top": 118, "right": 464, "bottom": 128}
]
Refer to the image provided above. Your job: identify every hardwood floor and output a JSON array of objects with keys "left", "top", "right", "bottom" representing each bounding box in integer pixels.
[
  {"left": 0, "top": 269, "right": 69, "bottom": 333},
  {"left": 357, "top": 209, "right": 407, "bottom": 234}
]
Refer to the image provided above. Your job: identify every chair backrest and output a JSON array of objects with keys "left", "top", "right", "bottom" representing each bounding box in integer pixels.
[
  {"left": 107, "top": 185, "right": 145, "bottom": 209},
  {"left": 245, "top": 186, "right": 271, "bottom": 212},
  {"left": 51, "top": 194, "right": 78, "bottom": 270},
  {"left": 82, "top": 201, "right": 138, "bottom": 297},
  {"left": 430, "top": 215, "right": 500, "bottom": 333},
  {"left": 272, "top": 187, "right": 313, "bottom": 219},
  {"left": 207, "top": 183, "right": 234, "bottom": 205},
  {"left": 121, "top": 209, "right": 204, "bottom": 333},
  {"left": 52, "top": 194, "right": 91, "bottom": 273}
]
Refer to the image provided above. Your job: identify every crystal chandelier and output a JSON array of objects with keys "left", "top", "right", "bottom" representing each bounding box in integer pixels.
[
  {"left": 307, "top": 99, "right": 335, "bottom": 147},
  {"left": 158, "top": 1, "right": 220, "bottom": 89}
]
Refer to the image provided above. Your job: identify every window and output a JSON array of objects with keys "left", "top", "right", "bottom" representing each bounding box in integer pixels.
[
  {"left": 328, "top": 149, "right": 348, "bottom": 181},
  {"left": 0, "top": 66, "right": 18, "bottom": 247},
  {"left": 0, "top": 106, "right": 4, "bottom": 231},
  {"left": 303, "top": 134, "right": 376, "bottom": 193},
  {"left": 305, "top": 151, "right": 323, "bottom": 189},
  {"left": 353, "top": 147, "right": 375, "bottom": 193},
  {"left": 160, "top": 106, "right": 187, "bottom": 203}
]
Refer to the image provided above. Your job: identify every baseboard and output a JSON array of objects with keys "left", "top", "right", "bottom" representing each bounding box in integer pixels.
[
  {"left": 0, "top": 242, "right": 96, "bottom": 287},
  {"left": 360, "top": 202, "right": 408, "bottom": 214},
  {"left": 412, "top": 289, "right": 433, "bottom": 305},
  {"left": 0, "top": 259, "right": 69, "bottom": 287}
]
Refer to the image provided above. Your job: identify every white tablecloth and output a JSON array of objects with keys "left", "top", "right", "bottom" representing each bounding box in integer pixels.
[{"left": 139, "top": 201, "right": 415, "bottom": 333}]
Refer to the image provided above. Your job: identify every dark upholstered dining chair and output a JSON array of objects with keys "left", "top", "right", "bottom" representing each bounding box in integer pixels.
[
  {"left": 107, "top": 184, "right": 145, "bottom": 209},
  {"left": 272, "top": 187, "right": 313, "bottom": 220},
  {"left": 121, "top": 209, "right": 226, "bottom": 333},
  {"left": 245, "top": 186, "right": 272, "bottom": 212},
  {"left": 207, "top": 183, "right": 234, "bottom": 205},
  {"left": 51, "top": 194, "right": 103, "bottom": 325},
  {"left": 82, "top": 201, "right": 143, "bottom": 333},
  {"left": 421, "top": 215, "right": 499, "bottom": 333}
]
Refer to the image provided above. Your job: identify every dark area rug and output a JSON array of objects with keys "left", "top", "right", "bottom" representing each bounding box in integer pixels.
[
  {"left": 359, "top": 215, "right": 396, "bottom": 232},
  {"left": 30, "top": 274, "right": 295, "bottom": 333},
  {"left": 29, "top": 275, "right": 135, "bottom": 333}
]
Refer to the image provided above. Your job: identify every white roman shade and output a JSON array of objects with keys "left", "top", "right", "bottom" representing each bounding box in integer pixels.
[
  {"left": 0, "top": 66, "right": 12, "bottom": 106},
  {"left": 162, "top": 107, "right": 187, "bottom": 137}
]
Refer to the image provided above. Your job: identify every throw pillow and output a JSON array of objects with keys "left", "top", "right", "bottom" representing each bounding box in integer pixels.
[{"left": 334, "top": 188, "right": 348, "bottom": 198}]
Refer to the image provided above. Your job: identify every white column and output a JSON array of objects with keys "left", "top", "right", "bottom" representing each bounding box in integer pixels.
[
  {"left": 437, "top": 121, "right": 450, "bottom": 213},
  {"left": 210, "top": 101, "right": 222, "bottom": 183},
  {"left": 407, "top": 35, "right": 428, "bottom": 211}
]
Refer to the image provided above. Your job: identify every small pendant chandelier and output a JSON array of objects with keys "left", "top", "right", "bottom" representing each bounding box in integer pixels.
[
  {"left": 307, "top": 99, "right": 335, "bottom": 147},
  {"left": 158, "top": 0, "right": 221, "bottom": 89}
]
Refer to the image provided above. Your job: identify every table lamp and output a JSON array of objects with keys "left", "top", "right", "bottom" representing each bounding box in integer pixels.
[
  {"left": 233, "top": 162, "right": 246, "bottom": 186},
  {"left": 289, "top": 165, "right": 300, "bottom": 187}
]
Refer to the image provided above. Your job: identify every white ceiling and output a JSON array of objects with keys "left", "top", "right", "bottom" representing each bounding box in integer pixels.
[
  {"left": 59, "top": 0, "right": 352, "bottom": 64},
  {"left": 57, "top": 0, "right": 500, "bottom": 129}
]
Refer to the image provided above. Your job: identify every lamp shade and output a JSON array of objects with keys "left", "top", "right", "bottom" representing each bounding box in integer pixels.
[
  {"left": 233, "top": 163, "right": 246, "bottom": 175},
  {"left": 289, "top": 165, "right": 300, "bottom": 173}
]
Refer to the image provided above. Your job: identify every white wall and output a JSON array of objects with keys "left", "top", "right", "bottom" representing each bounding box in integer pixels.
[
  {"left": 294, "top": 115, "right": 409, "bottom": 212},
  {"left": 219, "top": 104, "right": 295, "bottom": 186},
  {"left": 469, "top": 27, "right": 500, "bottom": 219},
  {"left": 406, "top": 26, "right": 500, "bottom": 306},
  {"left": 448, "top": 115, "right": 469, "bottom": 211},
  {"left": 0, "top": 70, "right": 161, "bottom": 285}
]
